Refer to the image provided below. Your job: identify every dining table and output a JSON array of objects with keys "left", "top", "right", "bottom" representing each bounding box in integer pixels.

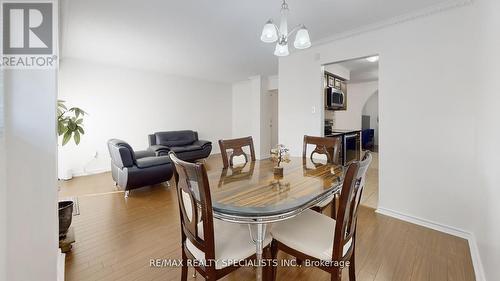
[{"left": 203, "top": 156, "right": 345, "bottom": 281}]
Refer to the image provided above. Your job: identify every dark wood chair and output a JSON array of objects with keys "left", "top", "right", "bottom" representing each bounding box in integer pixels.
[
  {"left": 270, "top": 152, "right": 373, "bottom": 281},
  {"left": 218, "top": 136, "right": 256, "bottom": 168},
  {"left": 302, "top": 135, "right": 341, "bottom": 165},
  {"left": 169, "top": 151, "right": 272, "bottom": 281},
  {"left": 303, "top": 135, "right": 341, "bottom": 217}
]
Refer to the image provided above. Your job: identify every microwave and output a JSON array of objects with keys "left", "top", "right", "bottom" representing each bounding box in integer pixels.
[{"left": 325, "top": 87, "right": 345, "bottom": 109}]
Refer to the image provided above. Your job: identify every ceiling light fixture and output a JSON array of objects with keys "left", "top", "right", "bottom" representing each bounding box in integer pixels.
[
  {"left": 366, "top": 56, "right": 379, "bottom": 62},
  {"left": 260, "top": 0, "right": 311, "bottom": 57}
]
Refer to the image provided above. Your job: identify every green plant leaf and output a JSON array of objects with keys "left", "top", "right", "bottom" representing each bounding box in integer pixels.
[
  {"left": 62, "top": 131, "right": 72, "bottom": 146},
  {"left": 68, "top": 120, "right": 77, "bottom": 131},
  {"left": 77, "top": 126, "right": 85, "bottom": 134},
  {"left": 74, "top": 130, "right": 81, "bottom": 145},
  {"left": 58, "top": 122, "right": 66, "bottom": 136},
  {"left": 58, "top": 101, "right": 67, "bottom": 110},
  {"left": 76, "top": 118, "right": 83, "bottom": 124}
]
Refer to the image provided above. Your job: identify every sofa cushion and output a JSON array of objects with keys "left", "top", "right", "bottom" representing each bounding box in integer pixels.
[
  {"left": 136, "top": 156, "right": 171, "bottom": 169},
  {"left": 155, "top": 130, "right": 197, "bottom": 147},
  {"left": 170, "top": 145, "right": 204, "bottom": 153}
]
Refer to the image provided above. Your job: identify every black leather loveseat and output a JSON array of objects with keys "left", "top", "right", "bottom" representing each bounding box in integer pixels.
[{"left": 148, "top": 130, "right": 212, "bottom": 161}]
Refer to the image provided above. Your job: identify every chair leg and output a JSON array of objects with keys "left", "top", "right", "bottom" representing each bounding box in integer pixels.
[
  {"left": 263, "top": 246, "right": 274, "bottom": 281},
  {"left": 270, "top": 240, "right": 278, "bottom": 281},
  {"left": 124, "top": 190, "right": 130, "bottom": 198},
  {"left": 331, "top": 267, "right": 342, "bottom": 281},
  {"left": 181, "top": 259, "right": 188, "bottom": 281},
  {"left": 349, "top": 252, "right": 356, "bottom": 281},
  {"left": 330, "top": 195, "right": 337, "bottom": 219}
]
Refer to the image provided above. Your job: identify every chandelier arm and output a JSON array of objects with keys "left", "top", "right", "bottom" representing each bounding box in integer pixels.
[
  {"left": 287, "top": 24, "right": 303, "bottom": 37},
  {"left": 272, "top": 22, "right": 281, "bottom": 37}
]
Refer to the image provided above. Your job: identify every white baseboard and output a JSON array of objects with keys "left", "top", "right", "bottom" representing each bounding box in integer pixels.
[
  {"left": 71, "top": 167, "right": 110, "bottom": 177},
  {"left": 376, "top": 207, "right": 486, "bottom": 281}
]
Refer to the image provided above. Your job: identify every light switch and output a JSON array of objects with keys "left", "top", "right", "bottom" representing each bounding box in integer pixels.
[{"left": 312, "top": 106, "right": 316, "bottom": 113}]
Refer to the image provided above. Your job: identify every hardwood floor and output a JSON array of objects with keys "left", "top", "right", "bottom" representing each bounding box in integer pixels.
[
  {"left": 360, "top": 151, "right": 378, "bottom": 209},
  {"left": 59, "top": 155, "right": 474, "bottom": 281}
]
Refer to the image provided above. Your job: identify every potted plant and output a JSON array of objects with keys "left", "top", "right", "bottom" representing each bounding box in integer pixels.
[
  {"left": 57, "top": 99, "right": 86, "bottom": 238},
  {"left": 270, "top": 144, "right": 290, "bottom": 177}
]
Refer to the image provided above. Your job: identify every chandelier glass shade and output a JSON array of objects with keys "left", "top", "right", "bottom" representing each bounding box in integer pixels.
[{"left": 260, "top": 0, "right": 311, "bottom": 56}]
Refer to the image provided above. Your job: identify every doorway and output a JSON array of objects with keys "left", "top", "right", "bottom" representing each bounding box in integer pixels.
[{"left": 322, "top": 56, "right": 379, "bottom": 209}]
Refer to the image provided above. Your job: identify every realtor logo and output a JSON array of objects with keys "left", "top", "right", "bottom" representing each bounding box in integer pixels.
[
  {"left": 1, "top": 1, "right": 56, "bottom": 68},
  {"left": 2, "top": 3, "right": 53, "bottom": 54}
]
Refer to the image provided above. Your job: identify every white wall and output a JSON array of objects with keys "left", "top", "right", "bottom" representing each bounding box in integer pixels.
[
  {"left": 0, "top": 70, "right": 5, "bottom": 281},
  {"left": 58, "top": 59, "right": 233, "bottom": 176},
  {"left": 232, "top": 75, "right": 277, "bottom": 159},
  {"left": 231, "top": 74, "right": 279, "bottom": 158},
  {"left": 3, "top": 69, "right": 58, "bottom": 281},
  {"left": 334, "top": 81, "right": 378, "bottom": 130},
  {"left": 362, "top": 91, "right": 379, "bottom": 145},
  {"left": 279, "top": 1, "right": 496, "bottom": 279},
  {"left": 473, "top": 0, "right": 500, "bottom": 279}
]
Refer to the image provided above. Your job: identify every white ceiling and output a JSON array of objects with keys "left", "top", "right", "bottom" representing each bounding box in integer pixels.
[
  {"left": 333, "top": 57, "right": 379, "bottom": 83},
  {"left": 61, "top": 0, "right": 450, "bottom": 83}
]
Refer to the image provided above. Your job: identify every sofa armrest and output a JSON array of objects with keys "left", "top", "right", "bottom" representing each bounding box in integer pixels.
[
  {"left": 134, "top": 149, "right": 156, "bottom": 159},
  {"left": 193, "top": 140, "right": 212, "bottom": 148},
  {"left": 135, "top": 156, "right": 171, "bottom": 169},
  {"left": 148, "top": 144, "right": 171, "bottom": 156}
]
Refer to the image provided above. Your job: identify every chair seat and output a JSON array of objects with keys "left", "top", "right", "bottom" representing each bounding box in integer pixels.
[
  {"left": 270, "top": 209, "right": 351, "bottom": 261},
  {"left": 186, "top": 219, "right": 272, "bottom": 269},
  {"left": 314, "top": 192, "right": 335, "bottom": 208}
]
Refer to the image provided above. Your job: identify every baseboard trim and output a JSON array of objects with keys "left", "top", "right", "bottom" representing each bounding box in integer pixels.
[
  {"left": 71, "top": 167, "right": 110, "bottom": 177},
  {"left": 376, "top": 207, "right": 486, "bottom": 281}
]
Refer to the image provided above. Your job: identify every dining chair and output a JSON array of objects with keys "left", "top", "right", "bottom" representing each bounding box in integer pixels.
[
  {"left": 169, "top": 152, "right": 273, "bottom": 281},
  {"left": 270, "top": 152, "right": 373, "bottom": 281},
  {"left": 303, "top": 135, "right": 341, "bottom": 217},
  {"left": 303, "top": 135, "right": 341, "bottom": 165},
  {"left": 218, "top": 136, "right": 256, "bottom": 168}
]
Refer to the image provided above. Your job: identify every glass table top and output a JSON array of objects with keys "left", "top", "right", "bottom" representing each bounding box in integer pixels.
[{"left": 203, "top": 157, "right": 344, "bottom": 219}]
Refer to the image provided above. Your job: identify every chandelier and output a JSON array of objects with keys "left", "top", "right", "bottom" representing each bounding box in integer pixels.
[{"left": 260, "top": 0, "right": 311, "bottom": 57}]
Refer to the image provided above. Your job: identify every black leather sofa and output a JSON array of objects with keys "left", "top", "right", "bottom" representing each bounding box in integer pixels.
[
  {"left": 148, "top": 130, "right": 212, "bottom": 161},
  {"left": 107, "top": 139, "right": 173, "bottom": 197}
]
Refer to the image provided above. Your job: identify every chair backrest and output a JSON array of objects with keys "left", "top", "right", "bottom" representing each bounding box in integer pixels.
[
  {"left": 149, "top": 130, "right": 198, "bottom": 147},
  {"left": 107, "top": 139, "right": 136, "bottom": 168},
  {"left": 302, "top": 135, "right": 340, "bottom": 164},
  {"left": 332, "top": 151, "right": 372, "bottom": 261},
  {"left": 218, "top": 136, "right": 256, "bottom": 168},
  {"left": 169, "top": 152, "right": 216, "bottom": 261}
]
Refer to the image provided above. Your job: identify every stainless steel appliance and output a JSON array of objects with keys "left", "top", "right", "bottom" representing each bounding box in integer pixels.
[
  {"left": 324, "top": 119, "right": 334, "bottom": 136},
  {"left": 325, "top": 87, "right": 345, "bottom": 109},
  {"left": 327, "top": 130, "right": 361, "bottom": 166},
  {"left": 343, "top": 133, "right": 360, "bottom": 165}
]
